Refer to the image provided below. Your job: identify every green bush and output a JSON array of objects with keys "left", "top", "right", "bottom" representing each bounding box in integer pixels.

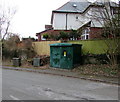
[
  {"left": 59, "top": 31, "right": 69, "bottom": 40},
  {"left": 69, "top": 29, "right": 80, "bottom": 40},
  {"left": 43, "top": 34, "right": 49, "bottom": 40}
]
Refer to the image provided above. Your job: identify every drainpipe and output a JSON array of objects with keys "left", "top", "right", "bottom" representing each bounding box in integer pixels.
[
  {"left": 66, "top": 13, "right": 68, "bottom": 30},
  {"left": 118, "top": 1, "right": 120, "bottom": 34}
]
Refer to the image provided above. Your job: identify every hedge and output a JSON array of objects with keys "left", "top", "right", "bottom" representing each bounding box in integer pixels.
[{"left": 68, "top": 39, "right": 120, "bottom": 54}]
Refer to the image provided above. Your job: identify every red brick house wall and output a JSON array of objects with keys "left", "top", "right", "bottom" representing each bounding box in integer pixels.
[
  {"left": 37, "top": 27, "right": 103, "bottom": 41},
  {"left": 89, "top": 27, "right": 103, "bottom": 39}
]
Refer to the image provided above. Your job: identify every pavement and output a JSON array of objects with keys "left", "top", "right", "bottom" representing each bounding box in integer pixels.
[{"left": 2, "top": 65, "right": 119, "bottom": 86}]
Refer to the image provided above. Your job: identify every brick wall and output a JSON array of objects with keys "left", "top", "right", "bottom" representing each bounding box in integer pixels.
[{"left": 89, "top": 27, "right": 103, "bottom": 39}]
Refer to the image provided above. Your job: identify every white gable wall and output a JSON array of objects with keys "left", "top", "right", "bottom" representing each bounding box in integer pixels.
[
  {"left": 52, "top": 13, "right": 89, "bottom": 30},
  {"left": 84, "top": 7, "right": 104, "bottom": 27},
  {"left": 52, "top": 6, "right": 105, "bottom": 30},
  {"left": 67, "top": 13, "right": 88, "bottom": 30},
  {"left": 52, "top": 13, "right": 66, "bottom": 30}
]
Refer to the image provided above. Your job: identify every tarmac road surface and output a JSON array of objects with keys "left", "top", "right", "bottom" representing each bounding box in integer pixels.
[{"left": 2, "top": 69, "right": 119, "bottom": 100}]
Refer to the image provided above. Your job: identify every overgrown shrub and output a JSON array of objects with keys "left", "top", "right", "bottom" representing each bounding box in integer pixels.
[
  {"left": 82, "top": 54, "right": 120, "bottom": 65},
  {"left": 59, "top": 31, "right": 69, "bottom": 40},
  {"left": 2, "top": 34, "right": 36, "bottom": 61},
  {"left": 82, "top": 54, "right": 109, "bottom": 64},
  {"left": 69, "top": 29, "right": 80, "bottom": 40},
  {"left": 43, "top": 33, "right": 49, "bottom": 40},
  {"left": 2, "top": 34, "right": 20, "bottom": 59},
  {"left": 49, "top": 34, "right": 60, "bottom": 41}
]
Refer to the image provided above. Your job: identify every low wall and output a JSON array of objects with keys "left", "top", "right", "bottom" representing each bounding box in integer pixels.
[
  {"left": 33, "top": 39, "right": 119, "bottom": 56},
  {"left": 32, "top": 41, "right": 61, "bottom": 56}
]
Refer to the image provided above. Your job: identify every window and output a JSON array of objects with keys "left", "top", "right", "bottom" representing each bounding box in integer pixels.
[
  {"left": 81, "top": 34, "right": 89, "bottom": 40},
  {"left": 86, "top": 28, "right": 90, "bottom": 33},
  {"left": 86, "top": 35, "right": 89, "bottom": 39},
  {"left": 76, "top": 16, "right": 78, "bottom": 20},
  {"left": 81, "top": 28, "right": 90, "bottom": 40}
]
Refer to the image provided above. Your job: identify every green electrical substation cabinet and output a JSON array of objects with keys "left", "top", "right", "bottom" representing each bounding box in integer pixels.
[{"left": 49, "top": 43, "right": 82, "bottom": 69}]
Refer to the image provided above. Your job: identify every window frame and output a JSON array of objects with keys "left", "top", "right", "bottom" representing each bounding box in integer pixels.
[{"left": 81, "top": 27, "right": 90, "bottom": 40}]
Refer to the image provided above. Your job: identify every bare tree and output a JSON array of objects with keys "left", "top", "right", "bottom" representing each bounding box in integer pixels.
[
  {"left": 78, "top": 0, "right": 120, "bottom": 65},
  {"left": 0, "top": 4, "right": 16, "bottom": 64},
  {"left": 91, "top": 0, "right": 120, "bottom": 66},
  {"left": 0, "top": 5, "right": 16, "bottom": 41}
]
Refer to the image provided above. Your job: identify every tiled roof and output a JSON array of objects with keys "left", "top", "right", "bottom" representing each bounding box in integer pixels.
[
  {"left": 53, "top": 0, "right": 118, "bottom": 13},
  {"left": 54, "top": 0, "right": 91, "bottom": 13}
]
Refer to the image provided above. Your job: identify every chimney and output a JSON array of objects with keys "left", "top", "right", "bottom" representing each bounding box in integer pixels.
[{"left": 45, "top": 25, "right": 53, "bottom": 30}]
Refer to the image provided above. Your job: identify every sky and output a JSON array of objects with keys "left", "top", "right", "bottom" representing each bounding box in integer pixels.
[
  {"left": 0, "top": 0, "right": 119, "bottom": 38},
  {"left": 1, "top": 0, "right": 69, "bottom": 38}
]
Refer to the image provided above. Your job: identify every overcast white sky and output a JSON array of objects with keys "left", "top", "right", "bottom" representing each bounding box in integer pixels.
[
  {"left": 0, "top": 0, "right": 119, "bottom": 38},
  {"left": 1, "top": 0, "right": 70, "bottom": 38}
]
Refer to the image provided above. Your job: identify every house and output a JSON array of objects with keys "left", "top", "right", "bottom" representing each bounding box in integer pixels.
[
  {"left": 36, "top": 0, "right": 119, "bottom": 41},
  {"left": 36, "top": 24, "right": 71, "bottom": 41}
]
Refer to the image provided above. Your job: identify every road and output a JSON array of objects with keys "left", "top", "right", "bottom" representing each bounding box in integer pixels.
[{"left": 2, "top": 69, "right": 118, "bottom": 100}]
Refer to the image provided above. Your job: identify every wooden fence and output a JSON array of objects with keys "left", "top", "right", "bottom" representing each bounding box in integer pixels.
[{"left": 32, "top": 41, "right": 61, "bottom": 56}]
